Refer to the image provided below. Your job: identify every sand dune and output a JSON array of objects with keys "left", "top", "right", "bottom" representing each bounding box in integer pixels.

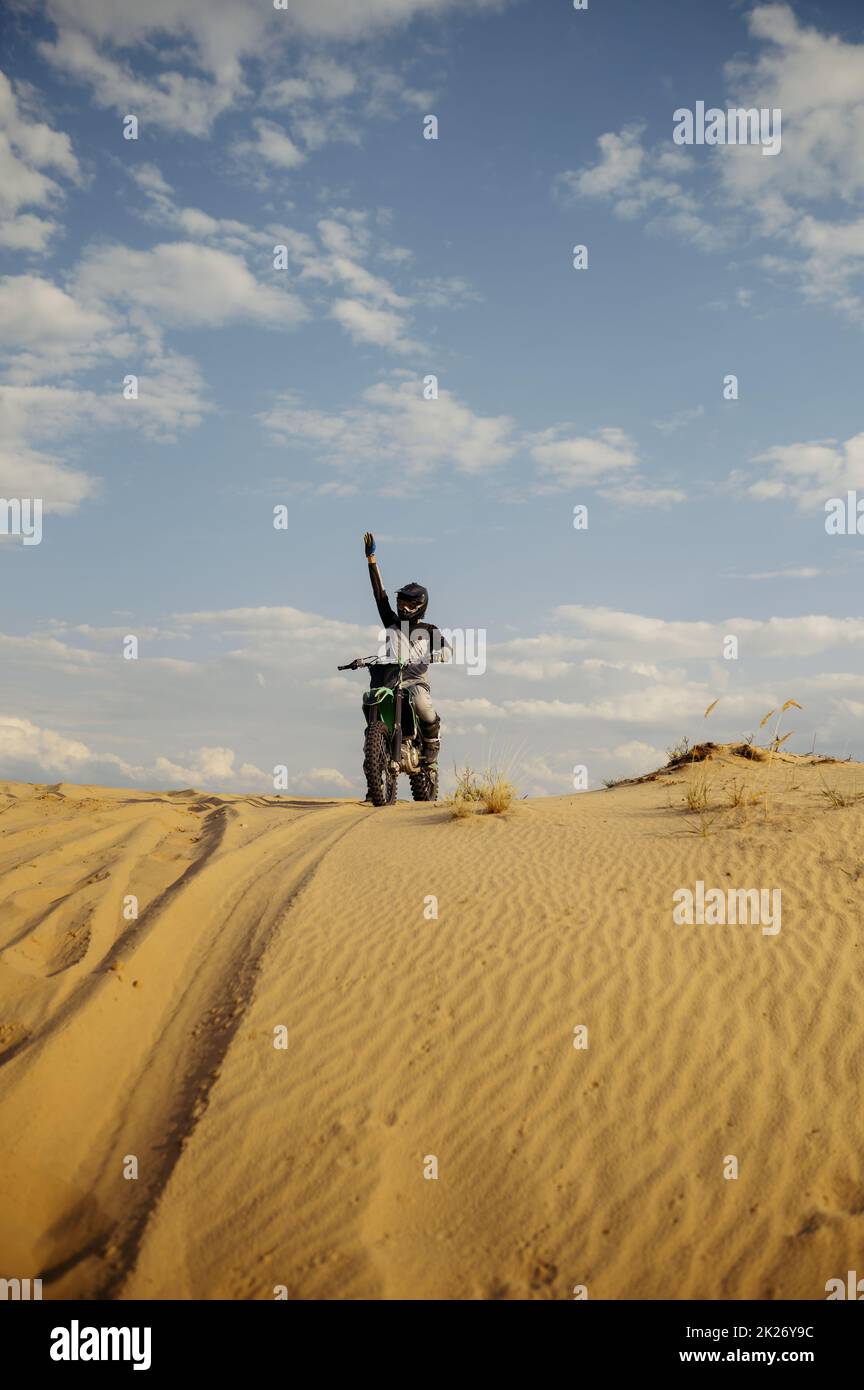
[{"left": 1, "top": 750, "right": 862, "bottom": 1299}]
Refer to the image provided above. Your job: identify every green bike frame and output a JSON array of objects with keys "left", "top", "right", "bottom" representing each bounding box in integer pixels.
[{"left": 362, "top": 661, "right": 419, "bottom": 763}]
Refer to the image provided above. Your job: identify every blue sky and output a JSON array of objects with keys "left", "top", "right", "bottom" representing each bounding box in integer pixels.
[{"left": 3, "top": 0, "right": 864, "bottom": 795}]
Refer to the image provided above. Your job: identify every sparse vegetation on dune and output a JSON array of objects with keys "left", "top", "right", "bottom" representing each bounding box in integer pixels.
[
  {"left": 480, "top": 774, "right": 516, "bottom": 815},
  {"left": 610, "top": 696, "right": 839, "bottom": 785},
  {"left": 446, "top": 765, "right": 516, "bottom": 819},
  {"left": 604, "top": 698, "right": 864, "bottom": 835},
  {"left": 819, "top": 778, "right": 864, "bottom": 809},
  {"left": 452, "top": 766, "right": 485, "bottom": 802},
  {"left": 684, "top": 766, "right": 710, "bottom": 812}
]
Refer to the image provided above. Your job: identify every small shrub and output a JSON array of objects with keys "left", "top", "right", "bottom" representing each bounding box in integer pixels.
[
  {"left": 819, "top": 780, "right": 862, "bottom": 809},
  {"left": 452, "top": 765, "right": 485, "bottom": 801},
  {"left": 666, "top": 736, "right": 691, "bottom": 763},
  {"left": 480, "top": 774, "right": 515, "bottom": 815},
  {"left": 447, "top": 766, "right": 516, "bottom": 817},
  {"left": 727, "top": 779, "right": 747, "bottom": 808},
  {"left": 684, "top": 768, "right": 710, "bottom": 811}
]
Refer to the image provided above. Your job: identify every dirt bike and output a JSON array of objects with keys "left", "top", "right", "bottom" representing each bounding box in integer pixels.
[{"left": 337, "top": 656, "right": 439, "bottom": 806}]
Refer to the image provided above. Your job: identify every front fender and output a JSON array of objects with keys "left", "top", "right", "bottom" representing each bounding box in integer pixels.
[{"left": 363, "top": 687, "right": 395, "bottom": 733}]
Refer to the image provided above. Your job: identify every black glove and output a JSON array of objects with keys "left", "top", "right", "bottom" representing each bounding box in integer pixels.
[{"left": 364, "top": 531, "right": 376, "bottom": 558}]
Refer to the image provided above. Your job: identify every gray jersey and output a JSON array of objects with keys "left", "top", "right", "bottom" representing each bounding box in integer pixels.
[{"left": 379, "top": 622, "right": 451, "bottom": 684}]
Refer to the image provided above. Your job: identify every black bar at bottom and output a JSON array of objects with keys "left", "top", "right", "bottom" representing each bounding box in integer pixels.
[{"left": 2, "top": 1298, "right": 859, "bottom": 1374}]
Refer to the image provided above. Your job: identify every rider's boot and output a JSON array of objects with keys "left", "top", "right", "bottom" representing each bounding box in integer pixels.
[{"left": 419, "top": 715, "right": 440, "bottom": 766}]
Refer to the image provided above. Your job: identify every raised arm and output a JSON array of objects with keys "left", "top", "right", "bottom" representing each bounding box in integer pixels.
[{"left": 364, "top": 531, "right": 397, "bottom": 628}]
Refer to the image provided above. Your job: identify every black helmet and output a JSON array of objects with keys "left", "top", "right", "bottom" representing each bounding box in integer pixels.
[{"left": 396, "top": 582, "right": 428, "bottom": 620}]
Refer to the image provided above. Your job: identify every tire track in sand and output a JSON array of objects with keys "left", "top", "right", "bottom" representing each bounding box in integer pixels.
[{"left": 0, "top": 796, "right": 372, "bottom": 1296}]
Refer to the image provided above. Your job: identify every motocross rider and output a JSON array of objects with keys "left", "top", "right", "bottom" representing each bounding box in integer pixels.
[{"left": 363, "top": 531, "right": 450, "bottom": 764}]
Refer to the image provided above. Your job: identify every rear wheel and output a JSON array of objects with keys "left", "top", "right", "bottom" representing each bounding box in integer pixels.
[{"left": 364, "top": 719, "right": 397, "bottom": 806}]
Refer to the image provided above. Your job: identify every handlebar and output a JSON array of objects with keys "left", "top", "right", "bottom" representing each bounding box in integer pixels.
[{"left": 337, "top": 656, "right": 406, "bottom": 671}]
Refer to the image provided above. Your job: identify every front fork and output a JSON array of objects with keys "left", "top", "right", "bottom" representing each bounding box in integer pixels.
[{"left": 390, "top": 685, "right": 403, "bottom": 771}]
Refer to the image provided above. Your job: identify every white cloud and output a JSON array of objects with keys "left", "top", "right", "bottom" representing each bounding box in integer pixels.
[
  {"left": 503, "top": 687, "right": 707, "bottom": 725},
  {"left": 0, "top": 242, "right": 305, "bottom": 508},
  {"left": 294, "top": 766, "right": 354, "bottom": 792},
  {"left": 233, "top": 118, "right": 307, "bottom": 170},
  {"left": 128, "top": 164, "right": 269, "bottom": 253},
  {"left": 491, "top": 658, "right": 574, "bottom": 682},
  {"left": 171, "top": 606, "right": 376, "bottom": 671},
  {"left": 556, "top": 604, "right": 864, "bottom": 659},
  {"left": 510, "top": 753, "right": 579, "bottom": 794},
  {"left": 0, "top": 632, "right": 107, "bottom": 672},
  {"left": 263, "top": 0, "right": 507, "bottom": 42},
  {"left": 0, "top": 341, "right": 216, "bottom": 514},
  {"left": 74, "top": 242, "right": 306, "bottom": 331},
  {"left": 583, "top": 658, "right": 671, "bottom": 680},
  {"left": 35, "top": 0, "right": 505, "bottom": 136},
  {"left": 562, "top": 127, "right": 646, "bottom": 200},
  {"left": 526, "top": 427, "right": 682, "bottom": 503},
  {"left": 0, "top": 442, "right": 96, "bottom": 515},
  {"left": 609, "top": 740, "right": 667, "bottom": 772},
  {"left": 555, "top": 125, "right": 724, "bottom": 251},
  {"left": 492, "top": 634, "right": 590, "bottom": 659},
  {"left": 652, "top": 404, "right": 704, "bottom": 435},
  {"left": 263, "top": 58, "right": 358, "bottom": 108},
  {"left": 261, "top": 376, "right": 516, "bottom": 482},
  {"left": 743, "top": 567, "right": 821, "bottom": 581},
  {"left": 596, "top": 483, "right": 687, "bottom": 508},
  {"left": 513, "top": 741, "right": 669, "bottom": 792},
  {"left": 722, "top": 3, "right": 864, "bottom": 209},
  {"left": 329, "top": 297, "right": 419, "bottom": 351},
  {"left": 528, "top": 426, "right": 638, "bottom": 488},
  {"left": 0, "top": 70, "right": 80, "bottom": 251},
  {"left": 3, "top": 347, "right": 209, "bottom": 439},
  {"left": 154, "top": 746, "right": 271, "bottom": 789},
  {"left": 0, "top": 275, "right": 115, "bottom": 360},
  {"left": 0, "top": 282, "right": 134, "bottom": 387},
  {"left": 0, "top": 713, "right": 271, "bottom": 789},
  {"left": 260, "top": 378, "right": 681, "bottom": 499},
  {"left": 38, "top": 27, "right": 240, "bottom": 137},
  {"left": 256, "top": 60, "right": 433, "bottom": 164},
  {"left": 554, "top": 5, "right": 864, "bottom": 321},
  {"left": 293, "top": 214, "right": 421, "bottom": 350},
  {"left": 437, "top": 697, "right": 507, "bottom": 721},
  {"left": 744, "top": 432, "right": 864, "bottom": 510},
  {"left": 0, "top": 714, "right": 98, "bottom": 776},
  {"left": 124, "top": 188, "right": 425, "bottom": 357},
  {"left": 122, "top": 170, "right": 483, "bottom": 373}
]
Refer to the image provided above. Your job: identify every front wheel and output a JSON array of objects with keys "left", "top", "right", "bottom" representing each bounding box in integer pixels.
[{"left": 364, "top": 719, "right": 397, "bottom": 806}]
